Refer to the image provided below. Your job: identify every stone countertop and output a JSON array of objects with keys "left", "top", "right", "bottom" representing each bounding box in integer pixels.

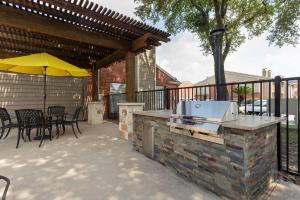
[
  {"left": 118, "top": 103, "right": 145, "bottom": 106},
  {"left": 133, "top": 110, "right": 283, "bottom": 131},
  {"left": 88, "top": 101, "right": 103, "bottom": 104},
  {"left": 222, "top": 115, "right": 283, "bottom": 130},
  {"left": 133, "top": 110, "right": 172, "bottom": 119}
]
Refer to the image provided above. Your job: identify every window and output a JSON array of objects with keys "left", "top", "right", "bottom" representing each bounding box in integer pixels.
[{"left": 110, "top": 83, "right": 126, "bottom": 94}]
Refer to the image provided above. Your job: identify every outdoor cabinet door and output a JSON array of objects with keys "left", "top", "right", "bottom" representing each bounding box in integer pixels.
[{"left": 142, "top": 124, "right": 154, "bottom": 159}]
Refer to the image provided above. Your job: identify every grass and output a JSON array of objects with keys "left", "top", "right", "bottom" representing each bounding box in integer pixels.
[{"left": 280, "top": 124, "right": 299, "bottom": 145}]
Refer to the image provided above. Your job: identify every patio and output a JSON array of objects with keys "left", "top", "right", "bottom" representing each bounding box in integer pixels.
[{"left": 0, "top": 121, "right": 299, "bottom": 200}]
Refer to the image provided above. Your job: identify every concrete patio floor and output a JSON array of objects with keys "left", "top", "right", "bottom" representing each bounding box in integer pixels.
[{"left": 0, "top": 121, "right": 299, "bottom": 200}]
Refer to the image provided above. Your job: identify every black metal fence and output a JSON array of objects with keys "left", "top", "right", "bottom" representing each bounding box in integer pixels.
[
  {"left": 135, "top": 76, "right": 300, "bottom": 177},
  {"left": 106, "top": 76, "right": 300, "bottom": 176}
]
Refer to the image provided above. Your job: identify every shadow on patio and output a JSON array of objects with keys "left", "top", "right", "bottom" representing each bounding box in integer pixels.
[
  {"left": 0, "top": 121, "right": 219, "bottom": 200},
  {"left": 0, "top": 121, "right": 300, "bottom": 200}
]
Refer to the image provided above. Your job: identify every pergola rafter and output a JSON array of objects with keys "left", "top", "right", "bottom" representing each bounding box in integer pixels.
[{"left": 0, "top": 0, "right": 170, "bottom": 102}]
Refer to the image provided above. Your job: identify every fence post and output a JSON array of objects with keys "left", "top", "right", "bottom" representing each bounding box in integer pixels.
[
  {"left": 167, "top": 89, "right": 171, "bottom": 110},
  {"left": 107, "top": 95, "right": 110, "bottom": 119},
  {"left": 162, "top": 88, "right": 169, "bottom": 110},
  {"left": 274, "top": 75, "right": 282, "bottom": 171}
]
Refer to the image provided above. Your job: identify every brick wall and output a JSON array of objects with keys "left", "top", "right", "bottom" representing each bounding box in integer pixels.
[
  {"left": 96, "top": 60, "right": 178, "bottom": 117},
  {"left": 98, "top": 61, "right": 126, "bottom": 96},
  {"left": 156, "top": 67, "right": 179, "bottom": 89}
]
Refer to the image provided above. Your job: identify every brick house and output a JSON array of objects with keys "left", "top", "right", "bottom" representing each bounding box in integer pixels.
[
  {"left": 98, "top": 62, "right": 180, "bottom": 96},
  {"left": 156, "top": 65, "right": 181, "bottom": 89},
  {"left": 194, "top": 68, "right": 297, "bottom": 101},
  {"left": 178, "top": 81, "right": 194, "bottom": 100},
  {"left": 194, "top": 69, "right": 272, "bottom": 101}
]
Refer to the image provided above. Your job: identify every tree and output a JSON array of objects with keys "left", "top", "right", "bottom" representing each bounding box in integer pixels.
[
  {"left": 233, "top": 86, "right": 252, "bottom": 105},
  {"left": 134, "top": 0, "right": 300, "bottom": 99}
]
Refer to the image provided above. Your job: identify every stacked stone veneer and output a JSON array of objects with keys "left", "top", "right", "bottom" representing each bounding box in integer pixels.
[
  {"left": 133, "top": 114, "right": 277, "bottom": 200},
  {"left": 87, "top": 101, "right": 103, "bottom": 125},
  {"left": 118, "top": 103, "right": 144, "bottom": 140}
]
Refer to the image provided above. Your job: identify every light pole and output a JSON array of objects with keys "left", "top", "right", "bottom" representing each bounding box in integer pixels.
[{"left": 210, "top": 28, "right": 226, "bottom": 100}]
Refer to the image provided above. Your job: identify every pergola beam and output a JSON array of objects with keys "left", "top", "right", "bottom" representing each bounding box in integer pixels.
[
  {"left": 96, "top": 50, "right": 127, "bottom": 68},
  {"left": 0, "top": 6, "right": 131, "bottom": 51},
  {"left": 95, "top": 33, "right": 162, "bottom": 68},
  {"left": 132, "top": 33, "right": 161, "bottom": 52}
]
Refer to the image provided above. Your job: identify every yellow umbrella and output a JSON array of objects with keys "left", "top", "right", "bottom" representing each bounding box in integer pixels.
[
  {"left": 0, "top": 53, "right": 89, "bottom": 77},
  {"left": 0, "top": 53, "right": 89, "bottom": 115}
]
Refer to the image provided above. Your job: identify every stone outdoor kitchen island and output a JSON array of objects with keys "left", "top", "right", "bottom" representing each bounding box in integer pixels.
[{"left": 132, "top": 110, "right": 282, "bottom": 200}]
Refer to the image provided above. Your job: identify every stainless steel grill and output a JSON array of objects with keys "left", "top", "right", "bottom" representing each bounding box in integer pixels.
[{"left": 169, "top": 101, "right": 238, "bottom": 135}]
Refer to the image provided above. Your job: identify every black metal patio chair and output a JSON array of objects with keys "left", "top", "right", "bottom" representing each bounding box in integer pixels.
[
  {"left": 15, "top": 109, "right": 52, "bottom": 148},
  {"left": 62, "top": 107, "right": 82, "bottom": 138},
  {"left": 0, "top": 108, "right": 18, "bottom": 140},
  {"left": 48, "top": 106, "right": 65, "bottom": 138},
  {"left": 0, "top": 175, "right": 10, "bottom": 200}
]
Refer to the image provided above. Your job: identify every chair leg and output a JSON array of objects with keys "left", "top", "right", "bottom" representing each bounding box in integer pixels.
[
  {"left": 39, "top": 128, "right": 46, "bottom": 148},
  {"left": 76, "top": 122, "right": 82, "bottom": 134},
  {"left": 0, "top": 128, "right": 5, "bottom": 139},
  {"left": 71, "top": 124, "right": 78, "bottom": 138},
  {"left": 0, "top": 175, "right": 10, "bottom": 200},
  {"left": 21, "top": 128, "right": 25, "bottom": 142},
  {"left": 3, "top": 128, "right": 11, "bottom": 140},
  {"left": 62, "top": 124, "right": 65, "bottom": 135},
  {"left": 54, "top": 121, "right": 58, "bottom": 134},
  {"left": 27, "top": 129, "right": 32, "bottom": 142},
  {"left": 56, "top": 122, "right": 60, "bottom": 139},
  {"left": 16, "top": 128, "right": 21, "bottom": 149},
  {"left": 49, "top": 126, "right": 52, "bottom": 141},
  {"left": 56, "top": 124, "right": 60, "bottom": 139},
  {"left": 49, "top": 126, "right": 53, "bottom": 140}
]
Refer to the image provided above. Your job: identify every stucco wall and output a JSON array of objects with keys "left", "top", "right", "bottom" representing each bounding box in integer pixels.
[
  {"left": 135, "top": 48, "right": 156, "bottom": 92},
  {"left": 0, "top": 72, "right": 85, "bottom": 118}
]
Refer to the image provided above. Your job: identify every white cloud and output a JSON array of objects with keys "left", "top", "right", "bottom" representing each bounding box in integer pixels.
[
  {"left": 93, "top": 0, "right": 137, "bottom": 18},
  {"left": 157, "top": 32, "right": 214, "bottom": 83},
  {"left": 226, "top": 35, "right": 300, "bottom": 79},
  {"left": 92, "top": 0, "right": 300, "bottom": 83}
]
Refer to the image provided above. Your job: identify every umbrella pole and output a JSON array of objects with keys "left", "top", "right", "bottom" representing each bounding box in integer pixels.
[
  {"left": 43, "top": 66, "right": 47, "bottom": 116},
  {"left": 39, "top": 66, "right": 47, "bottom": 148}
]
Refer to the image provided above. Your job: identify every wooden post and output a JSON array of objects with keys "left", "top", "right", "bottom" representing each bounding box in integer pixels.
[
  {"left": 92, "top": 68, "right": 98, "bottom": 101},
  {"left": 125, "top": 52, "right": 136, "bottom": 102}
]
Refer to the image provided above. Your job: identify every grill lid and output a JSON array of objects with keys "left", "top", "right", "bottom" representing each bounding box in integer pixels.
[{"left": 169, "top": 101, "right": 238, "bottom": 135}]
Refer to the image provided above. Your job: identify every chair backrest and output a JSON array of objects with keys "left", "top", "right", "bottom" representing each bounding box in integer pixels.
[
  {"left": 48, "top": 106, "right": 65, "bottom": 117},
  {"left": 0, "top": 108, "right": 11, "bottom": 125},
  {"left": 15, "top": 109, "right": 42, "bottom": 127},
  {"left": 0, "top": 175, "right": 10, "bottom": 200},
  {"left": 72, "top": 107, "right": 82, "bottom": 121}
]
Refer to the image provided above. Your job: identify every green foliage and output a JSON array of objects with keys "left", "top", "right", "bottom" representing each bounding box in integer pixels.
[
  {"left": 233, "top": 86, "right": 252, "bottom": 104},
  {"left": 134, "top": 0, "right": 300, "bottom": 59},
  {"left": 233, "top": 86, "right": 252, "bottom": 95}
]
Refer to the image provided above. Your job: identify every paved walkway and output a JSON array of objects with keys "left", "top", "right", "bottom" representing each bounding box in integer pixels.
[{"left": 0, "top": 121, "right": 299, "bottom": 200}]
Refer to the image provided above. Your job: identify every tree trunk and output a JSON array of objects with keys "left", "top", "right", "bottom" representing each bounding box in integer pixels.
[
  {"left": 212, "top": 40, "right": 228, "bottom": 101},
  {"left": 218, "top": 58, "right": 228, "bottom": 100}
]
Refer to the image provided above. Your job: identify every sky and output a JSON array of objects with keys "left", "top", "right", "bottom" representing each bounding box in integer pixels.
[{"left": 96, "top": 0, "right": 300, "bottom": 84}]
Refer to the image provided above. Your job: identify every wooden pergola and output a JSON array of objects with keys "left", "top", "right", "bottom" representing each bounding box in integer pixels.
[{"left": 0, "top": 0, "right": 170, "bottom": 102}]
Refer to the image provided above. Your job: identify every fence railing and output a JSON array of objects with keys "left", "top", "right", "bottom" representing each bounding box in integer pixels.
[
  {"left": 135, "top": 76, "right": 300, "bottom": 177},
  {"left": 106, "top": 76, "right": 300, "bottom": 177},
  {"left": 136, "top": 79, "right": 274, "bottom": 115}
]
